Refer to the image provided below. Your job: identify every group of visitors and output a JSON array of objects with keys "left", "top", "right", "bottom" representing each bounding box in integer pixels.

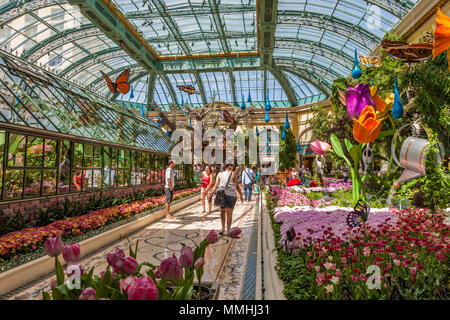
[{"left": 166, "top": 160, "right": 262, "bottom": 234}]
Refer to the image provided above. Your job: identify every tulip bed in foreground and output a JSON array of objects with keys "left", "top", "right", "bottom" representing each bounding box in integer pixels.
[
  {"left": 266, "top": 188, "right": 449, "bottom": 300},
  {"left": 42, "top": 228, "right": 242, "bottom": 300},
  {"left": 0, "top": 187, "right": 200, "bottom": 260}
]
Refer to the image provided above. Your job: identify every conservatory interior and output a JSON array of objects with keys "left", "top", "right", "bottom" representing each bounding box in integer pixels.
[{"left": 0, "top": 0, "right": 448, "bottom": 302}]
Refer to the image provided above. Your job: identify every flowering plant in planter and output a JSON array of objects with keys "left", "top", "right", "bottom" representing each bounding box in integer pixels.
[{"left": 42, "top": 228, "right": 242, "bottom": 300}]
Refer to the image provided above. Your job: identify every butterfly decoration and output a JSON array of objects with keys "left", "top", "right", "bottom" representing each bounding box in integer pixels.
[
  {"left": 101, "top": 69, "right": 130, "bottom": 94},
  {"left": 381, "top": 40, "right": 433, "bottom": 63},
  {"left": 176, "top": 85, "right": 197, "bottom": 95},
  {"left": 346, "top": 200, "right": 371, "bottom": 228},
  {"left": 359, "top": 55, "right": 382, "bottom": 68}
]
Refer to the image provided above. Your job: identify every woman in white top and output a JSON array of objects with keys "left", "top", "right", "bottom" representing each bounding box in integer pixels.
[{"left": 209, "top": 163, "right": 243, "bottom": 234}]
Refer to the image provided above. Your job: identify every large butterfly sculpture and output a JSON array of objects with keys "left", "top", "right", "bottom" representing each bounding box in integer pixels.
[
  {"left": 359, "top": 55, "right": 382, "bottom": 68},
  {"left": 101, "top": 69, "right": 130, "bottom": 94},
  {"left": 381, "top": 40, "right": 433, "bottom": 63},
  {"left": 176, "top": 85, "right": 197, "bottom": 95},
  {"left": 346, "top": 200, "right": 371, "bottom": 228}
]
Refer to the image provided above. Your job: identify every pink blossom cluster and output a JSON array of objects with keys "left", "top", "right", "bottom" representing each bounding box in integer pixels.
[
  {"left": 0, "top": 187, "right": 200, "bottom": 257},
  {"left": 274, "top": 188, "right": 332, "bottom": 208}
]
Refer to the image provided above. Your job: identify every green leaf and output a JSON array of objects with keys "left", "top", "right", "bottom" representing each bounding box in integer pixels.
[
  {"left": 344, "top": 139, "right": 353, "bottom": 153},
  {"left": 349, "top": 145, "right": 362, "bottom": 164},
  {"left": 55, "top": 257, "right": 65, "bottom": 286},
  {"left": 330, "top": 134, "right": 345, "bottom": 158},
  {"left": 378, "top": 129, "right": 396, "bottom": 138},
  {"left": 42, "top": 291, "right": 51, "bottom": 300}
]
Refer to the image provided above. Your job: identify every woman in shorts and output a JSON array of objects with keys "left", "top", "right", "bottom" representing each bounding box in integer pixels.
[
  {"left": 209, "top": 163, "right": 243, "bottom": 234},
  {"left": 201, "top": 165, "right": 214, "bottom": 214}
]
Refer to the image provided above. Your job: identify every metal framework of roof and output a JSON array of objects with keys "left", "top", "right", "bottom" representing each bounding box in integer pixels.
[
  {"left": 0, "top": 0, "right": 419, "bottom": 109},
  {"left": 0, "top": 51, "right": 170, "bottom": 152}
]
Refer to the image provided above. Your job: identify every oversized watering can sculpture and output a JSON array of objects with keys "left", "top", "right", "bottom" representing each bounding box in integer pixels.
[{"left": 391, "top": 124, "right": 444, "bottom": 184}]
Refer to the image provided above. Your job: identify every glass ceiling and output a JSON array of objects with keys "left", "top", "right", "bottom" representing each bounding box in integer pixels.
[
  {"left": 0, "top": 52, "right": 170, "bottom": 152},
  {"left": 0, "top": 0, "right": 419, "bottom": 108}
]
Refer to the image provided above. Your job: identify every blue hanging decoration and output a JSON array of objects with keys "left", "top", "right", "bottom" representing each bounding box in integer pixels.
[
  {"left": 130, "top": 85, "right": 134, "bottom": 99},
  {"left": 247, "top": 91, "right": 252, "bottom": 103},
  {"left": 264, "top": 110, "right": 270, "bottom": 123},
  {"left": 297, "top": 140, "right": 302, "bottom": 152},
  {"left": 157, "top": 114, "right": 161, "bottom": 127},
  {"left": 189, "top": 116, "right": 192, "bottom": 127},
  {"left": 281, "top": 126, "right": 286, "bottom": 140},
  {"left": 241, "top": 94, "right": 246, "bottom": 110},
  {"left": 352, "top": 49, "right": 362, "bottom": 79},
  {"left": 140, "top": 105, "right": 145, "bottom": 116},
  {"left": 255, "top": 125, "right": 259, "bottom": 137},
  {"left": 284, "top": 111, "right": 290, "bottom": 130},
  {"left": 392, "top": 76, "right": 404, "bottom": 119},
  {"left": 181, "top": 95, "right": 184, "bottom": 106},
  {"left": 265, "top": 89, "right": 271, "bottom": 111}
]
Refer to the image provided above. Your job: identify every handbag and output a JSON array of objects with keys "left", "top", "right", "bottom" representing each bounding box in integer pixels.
[{"left": 214, "top": 171, "right": 232, "bottom": 207}]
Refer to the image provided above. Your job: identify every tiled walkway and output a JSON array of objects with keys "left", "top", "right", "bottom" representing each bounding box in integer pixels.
[{"left": 5, "top": 194, "right": 259, "bottom": 300}]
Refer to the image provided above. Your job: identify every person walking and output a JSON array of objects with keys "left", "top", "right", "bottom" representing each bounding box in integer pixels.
[
  {"left": 242, "top": 166, "right": 255, "bottom": 201},
  {"left": 165, "top": 160, "right": 176, "bottom": 219},
  {"left": 201, "top": 165, "right": 215, "bottom": 214},
  {"left": 299, "top": 165, "right": 305, "bottom": 185},
  {"left": 254, "top": 167, "right": 261, "bottom": 193},
  {"left": 209, "top": 163, "right": 243, "bottom": 234},
  {"left": 342, "top": 164, "right": 349, "bottom": 182}
]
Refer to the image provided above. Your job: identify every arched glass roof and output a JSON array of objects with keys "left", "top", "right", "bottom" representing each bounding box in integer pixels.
[{"left": 0, "top": 0, "right": 419, "bottom": 108}]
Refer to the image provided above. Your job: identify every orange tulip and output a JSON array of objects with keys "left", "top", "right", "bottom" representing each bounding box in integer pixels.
[
  {"left": 433, "top": 8, "right": 450, "bottom": 59},
  {"left": 352, "top": 106, "right": 383, "bottom": 143}
]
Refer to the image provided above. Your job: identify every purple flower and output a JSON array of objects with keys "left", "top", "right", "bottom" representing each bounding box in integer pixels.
[{"left": 345, "top": 83, "right": 375, "bottom": 119}]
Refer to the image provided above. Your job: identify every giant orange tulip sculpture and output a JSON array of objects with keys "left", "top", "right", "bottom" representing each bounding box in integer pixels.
[
  {"left": 433, "top": 8, "right": 450, "bottom": 70},
  {"left": 352, "top": 106, "right": 383, "bottom": 143}
]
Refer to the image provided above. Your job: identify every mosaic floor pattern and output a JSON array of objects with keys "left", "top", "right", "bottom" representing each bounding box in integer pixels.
[{"left": 5, "top": 196, "right": 258, "bottom": 300}]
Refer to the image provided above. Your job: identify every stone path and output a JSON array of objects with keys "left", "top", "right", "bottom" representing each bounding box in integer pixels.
[{"left": 4, "top": 194, "right": 259, "bottom": 300}]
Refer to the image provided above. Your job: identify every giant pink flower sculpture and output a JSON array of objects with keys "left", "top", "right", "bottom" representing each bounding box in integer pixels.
[{"left": 310, "top": 140, "right": 331, "bottom": 155}]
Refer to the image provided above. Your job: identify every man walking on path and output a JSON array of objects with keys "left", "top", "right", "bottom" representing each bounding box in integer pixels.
[
  {"left": 242, "top": 166, "right": 255, "bottom": 201},
  {"left": 165, "top": 160, "right": 176, "bottom": 219}
]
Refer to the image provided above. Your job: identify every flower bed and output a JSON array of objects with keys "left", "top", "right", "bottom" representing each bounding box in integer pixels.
[
  {"left": 269, "top": 186, "right": 332, "bottom": 208},
  {"left": 274, "top": 206, "right": 398, "bottom": 245},
  {"left": 0, "top": 187, "right": 200, "bottom": 259},
  {"left": 266, "top": 190, "right": 450, "bottom": 300}
]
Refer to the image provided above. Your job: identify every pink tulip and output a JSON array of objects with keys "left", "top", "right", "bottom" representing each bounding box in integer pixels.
[
  {"left": 127, "top": 276, "right": 158, "bottom": 300},
  {"left": 206, "top": 230, "right": 219, "bottom": 244},
  {"left": 194, "top": 258, "right": 205, "bottom": 269},
  {"left": 229, "top": 227, "right": 242, "bottom": 239},
  {"left": 310, "top": 140, "right": 331, "bottom": 155},
  {"left": 119, "top": 276, "right": 136, "bottom": 294},
  {"left": 107, "top": 248, "right": 125, "bottom": 269},
  {"left": 49, "top": 278, "right": 57, "bottom": 290},
  {"left": 160, "top": 254, "right": 183, "bottom": 281},
  {"left": 179, "top": 245, "right": 194, "bottom": 268},
  {"left": 122, "top": 257, "right": 138, "bottom": 275},
  {"left": 79, "top": 287, "right": 96, "bottom": 300},
  {"left": 44, "top": 236, "right": 62, "bottom": 257},
  {"left": 62, "top": 243, "right": 80, "bottom": 263}
]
